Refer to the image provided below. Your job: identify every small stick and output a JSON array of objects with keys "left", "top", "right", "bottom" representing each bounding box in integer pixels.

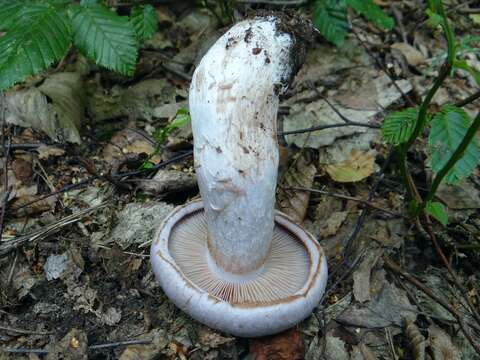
[
  {"left": 1, "top": 338, "right": 152, "bottom": 355},
  {"left": 383, "top": 257, "right": 480, "bottom": 355},
  {"left": 0, "top": 324, "right": 52, "bottom": 336},
  {"left": 286, "top": 186, "right": 402, "bottom": 217}
]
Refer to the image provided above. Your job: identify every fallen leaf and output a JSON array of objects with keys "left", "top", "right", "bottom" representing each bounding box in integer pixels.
[
  {"left": 324, "top": 150, "right": 375, "bottom": 183},
  {"left": 198, "top": 329, "right": 234, "bottom": 350},
  {"left": 5, "top": 73, "right": 85, "bottom": 144},
  {"left": 250, "top": 328, "right": 304, "bottom": 360},
  {"left": 36, "top": 145, "right": 66, "bottom": 160},
  {"left": 429, "top": 325, "right": 461, "bottom": 360},
  {"left": 319, "top": 211, "right": 348, "bottom": 238},
  {"left": 391, "top": 43, "right": 426, "bottom": 66}
]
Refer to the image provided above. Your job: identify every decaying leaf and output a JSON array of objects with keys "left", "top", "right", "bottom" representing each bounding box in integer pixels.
[
  {"left": 319, "top": 211, "right": 348, "bottom": 238},
  {"left": 276, "top": 153, "right": 317, "bottom": 223},
  {"left": 391, "top": 42, "right": 426, "bottom": 66},
  {"left": 5, "top": 72, "right": 85, "bottom": 143},
  {"left": 324, "top": 150, "right": 375, "bottom": 183},
  {"left": 250, "top": 328, "right": 304, "bottom": 360},
  {"left": 198, "top": 329, "right": 234, "bottom": 350},
  {"left": 36, "top": 145, "right": 66, "bottom": 160},
  {"left": 108, "top": 202, "right": 174, "bottom": 249},
  {"left": 285, "top": 73, "right": 412, "bottom": 148},
  {"left": 429, "top": 325, "right": 461, "bottom": 360}
]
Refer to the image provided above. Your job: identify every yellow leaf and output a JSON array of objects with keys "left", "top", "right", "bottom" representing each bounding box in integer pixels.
[{"left": 324, "top": 150, "right": 375, "bottom": 182}]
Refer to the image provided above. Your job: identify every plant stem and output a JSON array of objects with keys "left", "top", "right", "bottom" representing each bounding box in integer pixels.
[
  {"left": 397, "top": 0, "right": 455, "bottom": 201},
  {"left": 421, "top": 111, "right": 480, "bottom": 208}
]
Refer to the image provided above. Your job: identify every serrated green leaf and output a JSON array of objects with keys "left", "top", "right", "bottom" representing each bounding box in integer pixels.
[
  {"left": 0, "top": 1, "right": 28, "bottom": 30},
  {"left": 429, "top": 105, "right": 480, "bottom": 184},
  {"left": 0, "top": 3, "right": 72, "bottom": 91},
  {"left": 70, "top": 3, "right": 138, "bottom": 76},
  {"left": 130, "top": 4, "right": 157, "bottom": 42},
  {"left": 382, "top": 107, "right": 418, "bottom": 145},
  {"left": 425, "top": 201, "right": 448, "bottom": 226},
  {"left": 346, "top": 0, "right": 394, "bottom": 30},
  {"left": 313, "top": 0, "right": 348, "bottom": 46}
]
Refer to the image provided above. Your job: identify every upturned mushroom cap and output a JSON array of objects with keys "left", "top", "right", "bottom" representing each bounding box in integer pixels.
[
  {"left": 150, "top": 16, "right": 328, "bottom": 337},
  {"left": 151, "top": 200, "right": 328, "bottom": 337}
]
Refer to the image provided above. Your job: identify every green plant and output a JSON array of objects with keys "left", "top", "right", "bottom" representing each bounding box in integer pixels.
[
  {"left": 0, "top": 0, "right": 157, "bottom": 91},
  {"left": 313, "top": 0, "right": 393, "bottom": 46},
  {"left": 381, "top": 0, "right": 480, "bottom": 225},
  {"left": 141, "top": 108, "right": 191, "bottom": 169}
]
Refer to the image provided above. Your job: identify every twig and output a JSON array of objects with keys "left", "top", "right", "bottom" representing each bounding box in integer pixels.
[
  {"left": 10, "top": 151, "right": 193, "bottom": 214},
  {"left": 280, "top": 122, "right": 379, "bottom": 136},
  {"left": 455, "top": 89, "right": 480, "bottom": 108},
  {"left": 350, "top": 27, "right": 415, "bottom": 107},
  {"left": 89, "top": 339, "right": 152, "bottom": 350},
  {"left": 286, "top": 186, "right": 402, "bottom": 217},
  {"left": 280, "top": 83, "right": 380, "bottom": 136},
  {"left": 0, "top": 93, "right": 10, "bottom": 244},
  {"left": 0, "top": 324, "right": 52, "bottom": 336},
  {"left": 383, "top": 257, "right": 480, "bottom": 355},
  {"left": 0, "top": 203, "right": 108, "bottom": 256},
  {"left": 343, "top": 148, "right": 394, "bottom": 256},
  {"left": 423, "top": 216, "right": 480, "bottom": 327},
  {"left": 2, "top": 338, "right": 152, "bottom": 355}
]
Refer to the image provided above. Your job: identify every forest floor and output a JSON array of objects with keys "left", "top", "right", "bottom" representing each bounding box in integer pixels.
[{"left": 1, "top": 1, "right": 480, "bottom": 359}]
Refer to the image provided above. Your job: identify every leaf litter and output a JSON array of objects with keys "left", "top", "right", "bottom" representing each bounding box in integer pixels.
[{"left": 1, "top": 2, "right": 480, "bottom": 359}]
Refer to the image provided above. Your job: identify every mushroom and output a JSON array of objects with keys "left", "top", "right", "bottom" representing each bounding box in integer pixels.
[{"left": 150, "top": 15, "right": 328, "bottom": 337}]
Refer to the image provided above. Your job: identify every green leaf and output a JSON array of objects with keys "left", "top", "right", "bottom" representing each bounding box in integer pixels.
[
  {"left": 0, "top": 3, "right": 72, "bottom": 91},
  {"left": 382, "top": 107, "right": 418, "bottom": 145},
  {"left": 425, "top": 201, "right": 448, "bottom": 226},
  {"left": 0, "top": 0, "right": 29, "bottom": 31},
  {"left": 130, "top": 4, "right": 157, "bottom": 42},
  {"left": 313, "top": 0, "right": 349, "bottom": 46},
  {"left": 429, "top": 105, "right": 480, "bottom": 184},
  {"left": 346, "top": 0, "right": 394, "bottom": 30},
  {"left": 70, "top": 3, "right": 138, "bottom": 76},
  {"left": 170, "top": 108, "right": 191, "bottom": 128},
  {"left": 425, "top": 8, "right": 442, "bottom": 27}
]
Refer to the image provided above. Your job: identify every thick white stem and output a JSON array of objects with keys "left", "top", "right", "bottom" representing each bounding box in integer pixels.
[{"left": 190, "top": 18, "right": 295, "bottom": 274}]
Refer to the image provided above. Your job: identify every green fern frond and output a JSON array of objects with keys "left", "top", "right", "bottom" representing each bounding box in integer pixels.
[
  {"left": 313, "top": 0, "right": 348, "bottom": 46},
  {"left": 0, "top": 3, "right": 72, "bottom": 91},
  {"left": 70, "top": 3, "right": 138, "bottom": 76},
  {"left": 130, "top": 4, "right": 157, "bottom": 42}
]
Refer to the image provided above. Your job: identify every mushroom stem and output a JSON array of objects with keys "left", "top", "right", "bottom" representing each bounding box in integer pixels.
[{"left": 190, "top": 18, "right": 299, "bottom": 274}]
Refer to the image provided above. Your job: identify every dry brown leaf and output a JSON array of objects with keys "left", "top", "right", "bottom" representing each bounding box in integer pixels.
[
  {"left": 103, "top": 128, "right": 160, "bottom": 164},
  {"left": 391, "top": 43, "right": 425, "bottom": 67},
  {"left": 36, "top": 145, "right": 66, "bottom": 160},
  {"left": 319, "top": 211, "right": 348, "bottom": 238},
  {"left": 428, "top": 325, "right": 461, "bottom": 360},
  {"left": 250, "top": 328, "right": 304, "bottom": 360},
  {"left": 324, "top": 150, "right": 375, "bottom": 183},
  {"left": 276, "top": 153, "right": 317, "bottom": 223},
  {"left": 198, "top": 329, "right": 234, "bottom": 349}
]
